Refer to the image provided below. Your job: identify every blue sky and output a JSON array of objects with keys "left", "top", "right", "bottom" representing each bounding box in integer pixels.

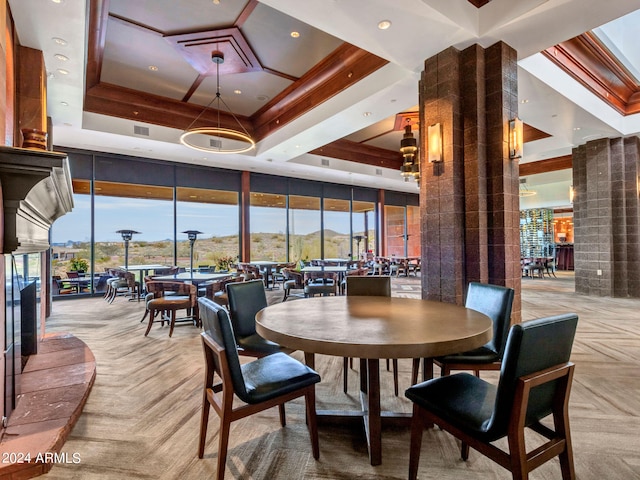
[{"left": 52, "top": 195, "right": 351, "bottom": 244}]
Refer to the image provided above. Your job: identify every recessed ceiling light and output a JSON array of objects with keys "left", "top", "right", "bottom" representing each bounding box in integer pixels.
[
  {"left": 234, "top": 89, "right": 242, "bottom": 95},
  {"left": 212, "top": 0, "right": 220, "bottom": 4},
  {"left": 573, "top": 127, "right": 581, "bottom": 131},
  {"left": 54, "top": 54, "right": 68, "bottom": 61},
  {"left": 51, "top": 0, "right": 64, "bottom": 4},
  {"left": 378, "top": 20, "right": 392, "bottom": 30},
  {"left": 52, "top": 37, "right": 67, "bottom": 46},
  {"left": 520, "top": 99, "right": 529, "bottom": 104},
  {"left": 60, "top": 101, "right": 69, "bottom": 106},
  {"left": 56, "top": 68, "right": 69, "bottom": 75},
  {"left": 363, "top": 112, "right": 372, "bottom": 117},
  {"left": 148, "top": 65, "right": 158, "bottom": 71},
  {"left": 290, "top": 31, "right": 300, "bottom": 38},
  {"left": 256, "top": 94, "right": 269, "bottom": 101}
]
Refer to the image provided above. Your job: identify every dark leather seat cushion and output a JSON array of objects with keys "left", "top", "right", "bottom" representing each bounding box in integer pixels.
[
  {"left": 238, "top": 333, "right": 283, "bottom": 355},
  {"left": 405, "top": 372, "right": 499, "bottom": 441},
  {"left": 240, "top": 352, "right": 320, "bottom": 404},
  {"left": 305, "top": 283, "right": 335, "bottom": 295},
  {"left": 436, "top": 345, "right": 500, "bottom": 364}
]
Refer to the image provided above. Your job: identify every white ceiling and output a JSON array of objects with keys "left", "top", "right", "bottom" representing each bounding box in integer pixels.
[{"left": 7, "top": 0, "right": 640, "bottom": 202}]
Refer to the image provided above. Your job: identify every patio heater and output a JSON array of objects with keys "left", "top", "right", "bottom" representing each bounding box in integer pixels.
[
  {"left": 182, "top": 230, "right": 203, "bottom": 277},
  {"left": 354, "top": 235, "right": 364, "bottom": 260},
  {"left": 116, "top": 230, "right": 140, "bottom": 271}
]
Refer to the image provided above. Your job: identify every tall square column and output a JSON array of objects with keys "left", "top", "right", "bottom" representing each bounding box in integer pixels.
[{"left": 419, "top": 42, "right": 521, "bottom": 322}]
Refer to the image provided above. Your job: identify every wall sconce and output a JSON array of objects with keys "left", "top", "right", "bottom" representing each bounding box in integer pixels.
[
  {"left": 509, "top": 117, "right": 523, "bottom": 160},
  {"left": 427, "top": 123, "right": 442, "bottom": 163},
  {"left": 569, "top": 185, "right": 574, "bottom": 204}
]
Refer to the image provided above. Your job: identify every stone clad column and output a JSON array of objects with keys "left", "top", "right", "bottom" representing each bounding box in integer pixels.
[
  {"left": 573, "top": 137, "right": 640, "bottom": 297},
  {"left": 419, "top": 42, "right": 521, "bottom": 322}
]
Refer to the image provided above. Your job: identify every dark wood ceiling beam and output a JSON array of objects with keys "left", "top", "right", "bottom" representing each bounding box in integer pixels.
[
  {"left": 251, "top": 44, "right": 388, "bottom": 141},
  {"left": 310, "top": 139, "right": 403, "bottom": 170},
  {"left": 85, "top": 83, "right": 254, "bottom": 134},
  {"left": 519, "top": 155, "right": 572, "bottom": 176},
  {"left": 467, "top": 0, "right": 492, "bottom": 7},
  {"left": 235, "top": 0, "right": 259, "bottom": 28},
  {"left": 86, "top": 0, "right": 109, "bottom": 90},
  {"left": 543, "top": 33, "right": 640, "bottom": 115}
]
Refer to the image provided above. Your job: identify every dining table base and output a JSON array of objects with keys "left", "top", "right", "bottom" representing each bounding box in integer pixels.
[{"left": 304, "top": 353, "right": 411, "bottom": 466}]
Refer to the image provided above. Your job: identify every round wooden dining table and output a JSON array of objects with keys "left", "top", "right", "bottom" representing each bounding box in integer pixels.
[{"left": 255, "top": 295, "right": 492, "bottom": 466}]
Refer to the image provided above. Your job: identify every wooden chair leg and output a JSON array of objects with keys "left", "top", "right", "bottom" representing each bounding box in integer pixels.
[
  {"left": 216, "top": 414, "right": 232, "bottom": 480},
  {"left": 198, "top": 392, "right": 211, "bottom": 458},
  {"left": 278, "top": 403, "right": 286, "bottom": 427},
  {"left": 169, "top": 310, "right": 177, "bottom": 337},
  {"left": 461, "top": 441, "right": 469, "bottom": 460},
  {"left": 305, "top": 388, "right": 320, "bottom": 460},
  {"left": 144, "top": 309, "right": 156, "bottom": 336},
  {"left": 408, "top": 404, "right": 425, "bottom": 480}
]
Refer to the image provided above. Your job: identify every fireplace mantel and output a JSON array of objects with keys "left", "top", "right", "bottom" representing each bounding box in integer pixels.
[{"left": 0, "top": 146, "right": 74, "bottom": 254}]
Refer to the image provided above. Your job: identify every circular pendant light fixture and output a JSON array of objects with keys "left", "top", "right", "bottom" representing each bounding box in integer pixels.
[{"left": 180, "top": 50, "right": 255, "bottom": 154}]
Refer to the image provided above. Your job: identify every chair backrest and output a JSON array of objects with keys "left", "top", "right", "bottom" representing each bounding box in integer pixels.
[
  {"left": 282, "top": 268, "right": 304, "bottom": 287},
  {"left": 465, "top": 282, "right": 515, "bottom": 357},
  {"left": 304, "top": 271, "right": 337, "bottom": 284},
  {"left": 146, "top": 280, "right": 196, "bottom": 304},
  {"left": 487, "top": 313, "right": 578, "bottom": 437},
  {"left": 346, "top": 275, "right": 391, "bottom": 296},
  {"left": 226, "top": 280, "right": 267, "bottom": 338},
  {"left": 199, "top": 297, "right": 250, "bottom": 401}
]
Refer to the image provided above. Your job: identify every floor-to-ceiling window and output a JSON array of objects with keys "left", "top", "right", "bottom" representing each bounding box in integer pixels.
[
  {"left": 323, "top": 198, "right": 351, "bottom": 260},
  {"left": 51, "top": 180, "right": 92, "bottom": 295},
  {"left": 50, "top": 149, "right": 418, "bottom": 300},
  {"left": 353, "top": 200, "right": 376, "bottom": 260},
  {"left": 93, "top": 181, "right": 174, "bottom": 272},
  {"left": 249, "top": 192, "right": 287, "bottom": 261},
  {"left": 176, "top": 187, "right": 239, "bottom": 271},
  {"left": 289, "top": 195, "right": 321, "bottom": 263}
]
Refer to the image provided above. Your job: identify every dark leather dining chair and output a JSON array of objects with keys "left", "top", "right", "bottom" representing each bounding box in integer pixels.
[
  {"left": 412, "top": 282, "right": 514, "bottom": 384},
  {"left": 344, "top": 276, "right": 393, "bottom": 394},
  {"left": 405, "top": 313, "right": 578, "bottom": 480},
  {"left": 226, "top": 279, "right": 291, "bottom": 357},
  {"left": 197, "top": 297, "right": 320, "bottom": 480}
]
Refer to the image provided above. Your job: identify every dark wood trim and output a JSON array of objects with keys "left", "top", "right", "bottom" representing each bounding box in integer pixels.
[
  {"left": 523, "top": 123, "right": 550, "bottom": 143},
  {"left": 85, "top": 0, "right": 109, "bottom": 90},
  {"left": 543, "top": 33, "right": 640, "bottom": 116},
  {"left": 85, "top": 82, "right": 254, "bottom": 134},
  {"left": 554, "top": 207, "right": 573, "bottom": 215},
  {"left": 181, "top": 74, "right": 207, "bottom": 103},
  {"left": 109, "top": 12, "right": 164, "bottom": 36},
  {"left": 467, "top": 0, "right": 491, "bottom": 7},
  {"left": 519, "top": 155, "right": 572, "bottom": 176},
  {"left": 251, "top": 44, "right": 388, "bottom": 140},
  {"left": 310, "top": 139, "right": 402, "bottom": 170},
  {"left": 235, "top": 0, "right": 259, "bottom": 28}
]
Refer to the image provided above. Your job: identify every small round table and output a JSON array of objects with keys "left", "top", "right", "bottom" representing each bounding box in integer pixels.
[{"left": 256, "top": 295, "right": 492, "bottom": 466}]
